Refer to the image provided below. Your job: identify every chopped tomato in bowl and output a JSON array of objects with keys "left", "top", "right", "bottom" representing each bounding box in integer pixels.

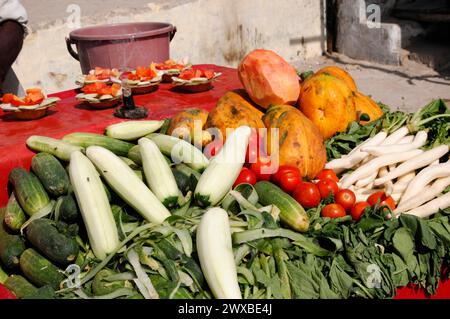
[{"left": 1, "top": 88, "right": 45, "bottom": 106}]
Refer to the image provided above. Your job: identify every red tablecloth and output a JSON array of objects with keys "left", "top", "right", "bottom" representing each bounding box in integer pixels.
[
  {"left": 0, "top": 64, "right": 238, "bottom": 206},
  {"left": 0, "top": 64, "right": 448, "bottom": 299}
]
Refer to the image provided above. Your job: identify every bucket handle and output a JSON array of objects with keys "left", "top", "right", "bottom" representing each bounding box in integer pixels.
[
  {"left": 65, "top": 37, "right": 79, "bottom": 61},
  {"left": 170, "top": 26, "right": 177, "bottom": 42}
]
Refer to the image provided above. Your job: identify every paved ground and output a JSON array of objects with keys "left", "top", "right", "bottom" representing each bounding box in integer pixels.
[{"left": 293, "top": 53, "right": 450, "bottom": 112}]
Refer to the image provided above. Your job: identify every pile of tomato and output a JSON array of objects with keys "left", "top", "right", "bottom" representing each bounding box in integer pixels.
[
  {"left": 81, "top": 82, "right": 122, "bottom": 96},
  {"left": 85, "top": 67, "right": 119, "bottom": 81},
  {"left": 1, "top": 88, "right": 45, "bottom": 106},
  {"left": 125, "top": 66, "right": 158, "bottom": 82},
  {"left": 154, "top": 59, "right": 186, "bottom": 71},
  {"left": 178, "top": 69, "right": 215, "bottom": 81},
  {"left": 229, "top": 132, "right": 396, "bottom": 222}
]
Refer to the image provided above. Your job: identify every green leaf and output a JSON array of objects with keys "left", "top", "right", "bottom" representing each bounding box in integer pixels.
[
  {"left": 418, "top": 219, "right": 437, "bottom": 250},
  {"left": 392, "top": 227, "right": 415, "bottom": 261},
  {"left": 329, "top": 259, "right": 354, "bottom": 298}
]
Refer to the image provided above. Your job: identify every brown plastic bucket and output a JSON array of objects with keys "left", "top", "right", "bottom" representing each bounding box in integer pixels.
[{"left": 66, "top": 22, "right": 177, "bottom": 74}]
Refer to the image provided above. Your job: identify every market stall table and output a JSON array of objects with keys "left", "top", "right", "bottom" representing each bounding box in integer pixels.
[{"left": 0, "top": 64, "right": 449, "bottom": 299}]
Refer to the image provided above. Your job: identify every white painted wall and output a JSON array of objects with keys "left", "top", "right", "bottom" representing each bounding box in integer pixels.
[{"left": 14, "top": 0, "right": 325, "bottom": 93}]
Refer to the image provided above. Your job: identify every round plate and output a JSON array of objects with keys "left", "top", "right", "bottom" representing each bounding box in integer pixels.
[
  {"left": 130, "top": 84, "right": 159, "bottom": 95},
  {"left": 176, "top": 82, "right": 213, "bottom": 93},
  {"left": 14, "top": 108, "right": 48, "bottom": 120},
  {"left": 83, "top": 98, "right": 122, "bottom": 109}
]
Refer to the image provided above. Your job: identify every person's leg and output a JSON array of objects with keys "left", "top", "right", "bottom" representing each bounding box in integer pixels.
[{"left": 0, "top": 20, "right": 25, "bottom": 92}]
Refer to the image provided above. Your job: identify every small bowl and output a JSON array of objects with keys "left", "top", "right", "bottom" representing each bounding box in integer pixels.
[
  {"left": 83, "top": 98, "right": 122, "bottom": 109},
  {"left": 129, "top": 82, "right": 160, "bottom": 95},
  {"left": 175, "top": 82, "right": 213, "bottom": 93},
  {"left": 0, "top": 97, "right": 60, "bottom": 121},
  {"left": 13, "top": 108, "right": 48, "bottom": 120}
]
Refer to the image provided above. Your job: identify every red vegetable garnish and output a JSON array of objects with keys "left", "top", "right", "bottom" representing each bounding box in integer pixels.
[
  {"left": 134, "top": 66, "right": 157, "bottom": 81},
  {"left": 2, "top": 88, "right": 45, "bottom": 106},
  {"left": 155, "top": 59, "right": 185, "bottom": 71},
  {"left": 179, "top": 69, "right": 215, "bottom": 81},
  {"left": 81, "top": 82, "right": 121, "bottom": 96}
]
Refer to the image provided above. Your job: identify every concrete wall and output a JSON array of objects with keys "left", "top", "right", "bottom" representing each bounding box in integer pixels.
[
  {"left": 336, "top": 0, "right": 402, "bottom": 65},
  {"left": 14, "top": 0, "right": 326, "bottom": 93}
]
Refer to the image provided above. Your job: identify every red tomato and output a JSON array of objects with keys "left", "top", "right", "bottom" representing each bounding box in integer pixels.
[
  {"left": 335, "top": 189, "right": 356, "bottom": 211},
  {"left": 250, "top": 157, "right": 273, "bottom": 181},
  {"left": 367, "top": 192, "right": 396, "bottom": 210},
  {"left": 10, "top": 96, "right": 26, "bottom": 106},
  {"left": 317, "top": 178, "right": 339, "bottom": 199},
  {"left": 293, "top": 182, "right": 321, "bottom": 209},
  {"left": 1, "top": 93, "right": 15, "bottom": 104},
  {"left": 97, "top": 86, "right": 113, "bottom": 96},
  {"left": 233, "top": 168, "right": 257, "bottom": 187},
  {"left": 351, "top": 202, "right": 371, "bottom": 221},
  {"left": 203, "top": 70, "right": 215, "bottom": 80},
  {"left": 0, "top": 284, "right": 16, "bottom": 299},
  {"left": 203, "top": 140, "right": 223, "bottom": 159},
  {"left": 279, "top": 171, "right": 301, "bottom": 193},
  {"left": 321, "top": 203, "right": 347, "bottom": 219},
  {"left": 315, "top": 169, "right": 339, "bottom": 183},
  {"left": 272, "top": 165, "right": 300, "bottom": 184}
]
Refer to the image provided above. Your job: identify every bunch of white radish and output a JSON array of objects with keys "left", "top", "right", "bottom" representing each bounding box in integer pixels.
[{"left": 325, "top": 127, "right": 450, "bottom": 218}]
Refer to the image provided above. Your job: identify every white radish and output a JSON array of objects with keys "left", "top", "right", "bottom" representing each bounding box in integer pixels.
[
  {"left": 398, "top": 135, "right": 415, "bottom": 144},
  {"left": 361, "top": 131, "right": 428, "bottom": 157},
  {"left": 340, "top": 149, "right": 423, "bottom": 189},
  {"left": 391, "top": 193, "right": 403, "bottom": 203},
  {"left": 392, "top": 171, "right": 416, "bottom": 194},
  {"left": 325, "top": 132, "right": 387, "bottom": 173},
  {"left": 379, "top": 167, "right": 389, "bottom": 178},
  {"left": 385, "top": 181, "right": 394, "bottom": 196},
  {"left": 374, "top": 145, "right": 449, "bottom": 186},
  {"left": 400, "top": 161, "right": 450, "bottom": 204},
  {"left": 359, "top": 188, "right": 386, "bottom": 195},
  {"left": 402, "top": 192, "right": 450, "bottom": 218},
  {"left": 395, "top": 176, "right": 450, "bottom": 214},
  {"left": 381, "top": 127, "right": 410, "bottom": 145},
  {"left": 355, "top": 171, "right": 378, "bottom": 188}
]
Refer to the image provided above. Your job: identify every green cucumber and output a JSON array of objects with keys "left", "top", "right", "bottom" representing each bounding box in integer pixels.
[
  {"left": 254, "top": 181, "right": 310, "bottom": 233},
  {"left": 147, "top": 133, "right": 209, "bottom": 172},
  {"left": 119, "top": 156, "right": 140, "bottom": 169},
  {"left": 25, "top": 218, "right": 79, "bottom": 266},
  {"left": 22, "top": 285, "right": 55, "bottom": 299},
  {"left": 0, "top": 209, "right": 26, "bottom": 269},
  {"left": 128, "top": 145, "right": 172, "bottom": 167},
  {"left": 26, "top": 135, "right": 84, "bottom": 161},
  {"left": 20, "top": 248, "right": 64, "bottom": 289},
  {"left": 4, "top": 275, "right": 38, "bottom": 298},
  {"left": 31, "top": 152, "right": 70, "bottom": 197},
  {"left": 127, "top": 145, "right": 142, "bottom": 165},
  {"left": 55, "top": 194, "right": 79, "bottom": 223},
  {"left": 105, "top": 120, "right": 165, "bottom": 141},
  {"left": 134, "top": 169, "right": 144, "bottom": 181},
  {"left": 63, "top": 132, "right": 134, "bottom": 156},
  {"left": 8, "top": 168, "right": 50, "bottom": 216},
  {"left": 0, "top": 264, "right": 8, "bottom": 283},
  {"left": 139, "top": 138, "right": 180, "bottom": 208},
  {"left": 173, "top": 164, "right": 201, "bottom": 194},
  {"left": 4, "top": 193, "right": 27, "bottom": 231}
]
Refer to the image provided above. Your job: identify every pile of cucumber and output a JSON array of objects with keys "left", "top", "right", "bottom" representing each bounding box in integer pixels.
[
  {"left": 1, "top": 153, "right": 80, "bottom": 299},
  {"left": 0, "top": 120, "right": 205, "bottom": 299}
]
